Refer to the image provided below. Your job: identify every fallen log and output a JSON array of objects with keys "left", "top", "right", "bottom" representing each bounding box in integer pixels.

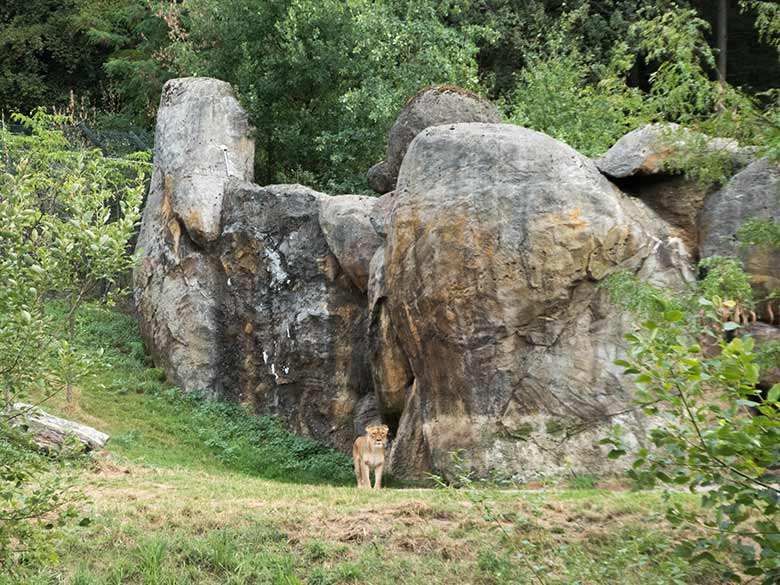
[{"left": 6, "top": 403, "right": 110, "bottom": 451}]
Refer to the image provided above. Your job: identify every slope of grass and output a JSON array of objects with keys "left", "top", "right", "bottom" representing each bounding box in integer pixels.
[
  {"left": 35, "top": 301, "right": 353, "bottom": 484},
  {"left": 6, "top": 302, "right": 725, "bottom": 584}
]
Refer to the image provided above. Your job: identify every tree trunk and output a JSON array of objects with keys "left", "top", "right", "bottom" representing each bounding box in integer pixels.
[
  {"left": 66, "top": 309, "right": 74, "bottom": 403},
  {"left": 6, "top": 402, "right": 109, "bottom": 451},
  {"left": 718, "top": 0, "right": 728, "bottom": 84}
]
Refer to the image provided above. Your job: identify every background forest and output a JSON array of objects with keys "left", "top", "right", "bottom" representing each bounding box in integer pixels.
[{"left": 3, "top": 0, "right": 780, "bottom": 191}]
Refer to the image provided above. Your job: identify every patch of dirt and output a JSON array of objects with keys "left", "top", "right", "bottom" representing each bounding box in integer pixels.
[
  {"left": 285, "top": 500, "right": 463, "bottom": 550},
  {"left": 89, "top": 454, "right": 132, "bottom": 478}
]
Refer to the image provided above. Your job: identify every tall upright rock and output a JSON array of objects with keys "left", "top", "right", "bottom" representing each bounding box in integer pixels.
[
  {"left": 379, "top": 123, "right": 692, "bottom": 479},
  {"left": 133, "top": 78, "right": 254, "bottom": 395}
]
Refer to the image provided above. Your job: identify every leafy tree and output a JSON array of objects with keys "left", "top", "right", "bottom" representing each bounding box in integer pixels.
[
  {"left": 506, "top": 6, "right": 651, "bottom": 156},
  {"left": 0, "top": 0, "right": 108, "bottom": 117},
  {"left": 0, "top": 110, "right": 145, "bottom": 569},
  {"left": 167, "top": 0, "right": 484, "bottom": 192},
  {"left": 602, "top": 255, "right": 780, "bottom": 582},
  {"left": 77, "top": 0, "right": 173, "bottom": 129}
]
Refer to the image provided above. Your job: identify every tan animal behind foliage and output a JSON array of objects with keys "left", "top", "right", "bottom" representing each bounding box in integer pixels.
[{"left": 352, "top": 425, "right": 389, "bottom": 489}]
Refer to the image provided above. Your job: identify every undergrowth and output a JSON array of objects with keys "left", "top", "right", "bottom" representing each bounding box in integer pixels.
[{"left": 41, "top": 300, "right": 353, "bottom": 485}]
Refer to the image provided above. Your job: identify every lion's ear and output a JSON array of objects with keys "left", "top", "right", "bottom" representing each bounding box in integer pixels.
[
  {"left": 381, "top": 425, "right": 389, "bottom": 432},
  {"left": 365, "top": 426, "right": 372, "bottom": 433}
]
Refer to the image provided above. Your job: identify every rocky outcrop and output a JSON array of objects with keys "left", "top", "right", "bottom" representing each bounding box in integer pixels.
[
  {"left": 595, "top": 123, "right": 750, "bottom": 179},
  {"left": 595, "top": 124, "right": 753, "bottom": 251},
  {"left": 135, "top": 79, "right": 734, "bottom": 481},
  {"left": 367, "top": 86, "right": 501, "bottom": 194},
  {"left": 219, "top": 181, "right": 371, "bottom": 450},
  {"left": 134, "top": 78, "right": 254, "bottom": 395},
  {"left": 134, "top": 78, "right": 371, "bottom": 451},
  {"left": 376, "top": 123, "right": 692, "bottom": 479},
  {"left": 699, "top": 159, "right": 780, "bottom": 321}
]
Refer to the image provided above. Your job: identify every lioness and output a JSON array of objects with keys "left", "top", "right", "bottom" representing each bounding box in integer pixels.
[{"left": 352, "top": 425, "right": 389, "bottom": 489}]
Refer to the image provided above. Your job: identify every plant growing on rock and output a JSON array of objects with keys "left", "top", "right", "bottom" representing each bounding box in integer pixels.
[{"left": 602, "top": 263, "right": 780, "bottom": 582}]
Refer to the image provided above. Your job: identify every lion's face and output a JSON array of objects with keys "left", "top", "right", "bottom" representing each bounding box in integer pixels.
[{"left": 366, "top": 425, "right": 389, "bottom": 448}]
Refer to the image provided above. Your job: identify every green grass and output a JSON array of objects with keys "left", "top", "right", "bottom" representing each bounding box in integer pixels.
[
  {"left": 36, "top": 301, "right": 353, "bottom": 483},
  {"left": 5, "top": 302, "right": 727, "bottom": 584}
]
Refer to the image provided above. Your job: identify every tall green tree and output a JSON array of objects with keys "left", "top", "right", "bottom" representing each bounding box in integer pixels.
[
  {"left": 168, "top": 0, "right": 484, "bottom": 192},
  {"left": 0, "top": 0, "right": 107, "bottom": 116},
  {"left": 0, "top": 110, "right": 146, "bottom": 568}
]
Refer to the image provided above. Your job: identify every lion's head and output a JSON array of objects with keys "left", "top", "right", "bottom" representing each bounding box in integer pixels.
[{"left": 366, "top": 425, "right": 389, "bottom": 448}]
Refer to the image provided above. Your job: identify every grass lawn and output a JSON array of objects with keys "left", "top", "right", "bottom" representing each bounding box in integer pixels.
[{"left": 4, "top": 303, "right": 723, "bottom": 584}]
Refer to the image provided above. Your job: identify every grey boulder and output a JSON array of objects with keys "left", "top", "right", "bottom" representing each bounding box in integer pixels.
[
  {"left": 367, "top": 86, "right": 501, "bottom": 194},
  {"left": 319, "top": 195, "right": 384, "bottom": 292},
  {"left": 133, "top": 77, "right": 254, "bottom": 395}
]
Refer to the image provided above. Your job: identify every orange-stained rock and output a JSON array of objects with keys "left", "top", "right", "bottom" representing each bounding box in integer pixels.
[{"left": 380, "top": 123, "right": 693, "bottom": 480}]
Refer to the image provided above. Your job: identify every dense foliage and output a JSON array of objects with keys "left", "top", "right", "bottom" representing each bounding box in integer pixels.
[
  {"left": 2, "top": 0, "right": 780, "bottom": 190},
  {"left": 602, "top": 254, "right": 780, "bottom": 582},
  {"left": 0, "top": 111, "right": 145, "bottom": 569},
  {"left": 164, "top": 0, "right": 484, "bottom": 191}
]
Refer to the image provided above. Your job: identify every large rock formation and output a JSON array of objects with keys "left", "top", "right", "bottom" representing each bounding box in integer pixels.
[
  {"left": 134, "top": 78, "right": 372, "bottom": 451},
  {"left": 134, "top": 78, "right": 254, "bottom": 395},
  {"left": 139, "top": 78, "right": 771, "bottom": 481},
  {"left": 367, "top": 86, "right": 501, "bottom": 194}
]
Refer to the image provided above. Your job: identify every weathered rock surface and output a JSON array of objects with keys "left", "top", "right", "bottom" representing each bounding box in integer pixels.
[
  {"left": 369, "top": 190, "right": 399, "bottom": 238},
  {"left": 367, "top": 86, "right": 501, "bottom": 194},
  {"left": 700, "top": 159, "right": 780, "bottom": 321},
  {"left": 617, "top": 176, "right": 714, "bottom": 252},
  {"left": 381, "top": 123, "right": 692, "bottom": 479},
  {"left": 8, "top": 403, "right": 109, "bottom": 451},
  {"left": 319, "top": 195, "right": 383, "bottom": 292},
  {"left": 219, "top": 181, "right": 372, "bottom": 450},
  {"left": 134, "top": 77, "right": 254, "bottom": 395},
  {"left": 596, "top": 124, "right": 753, "bottom": 252},
  {"left": 595, "top": 123, "right": 751, "bottom": 179}
]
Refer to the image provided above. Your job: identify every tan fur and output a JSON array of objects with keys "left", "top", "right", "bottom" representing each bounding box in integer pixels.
[{"left": 352, "top": 425, "right": 389, "bottom": 489}]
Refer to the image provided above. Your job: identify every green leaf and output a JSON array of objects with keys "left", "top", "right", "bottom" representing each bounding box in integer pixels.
[{"left": 664, "top": 310, "right": 683, "bottom": 322}]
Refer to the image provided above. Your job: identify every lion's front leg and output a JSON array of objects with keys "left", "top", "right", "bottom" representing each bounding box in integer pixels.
[
  {"left": 354, "top": 455, "right": 363, "bottom": 488},
  {"left": 360, "top": 461, "right": 371, "bottom": 489},
  {"left": 373, "top": 464, "right": 383, "bottom": 489}
]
